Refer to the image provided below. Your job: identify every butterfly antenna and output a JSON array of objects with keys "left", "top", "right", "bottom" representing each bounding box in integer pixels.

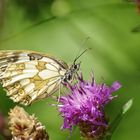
[
  {"left": 81, "top": 36, "right": 90, "bottom": 49},
  {"left": 73, "top": 37, "right": 90, "bottom": 63},
  {"left": 74, "top": 48, "right": 91, "bottom": 63}
]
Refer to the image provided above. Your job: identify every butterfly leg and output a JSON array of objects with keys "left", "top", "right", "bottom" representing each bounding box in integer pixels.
[
  {"left": 57, "top": 83, "right": 62, "bottom": 103},
  {"left": 73, "top": 72, "right": 79, "bottom": 84}
]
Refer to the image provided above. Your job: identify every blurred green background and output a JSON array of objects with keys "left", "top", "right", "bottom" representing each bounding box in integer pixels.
[{"left": 0, "top": 0, "right": 140, "bottom": 140}]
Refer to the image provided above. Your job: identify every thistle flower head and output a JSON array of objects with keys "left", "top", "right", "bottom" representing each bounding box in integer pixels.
[
  {"left": 9, "top": 106, "right": 49, "bottom": 140},
  {"left": 59, "top": 74, "right": 121, "bottom": 139}
]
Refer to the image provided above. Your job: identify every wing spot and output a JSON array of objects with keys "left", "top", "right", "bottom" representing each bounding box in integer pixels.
[
  {"left": 17, "top": 63, "right": 25, "bottom": 70},
  {"left": 1, "top": 66, "right": 7, "bottom": 71},
  {"left": 36, "top": 61, "right": 46, "bottom": 71},
  {"left": 18, "top": 89, "right": 25, "bottom": 95},
  {"left": 22, "top": 95, "right": 32, "bottom": 105},
  {"left": 28, "top": 53, "right": 43, "bottom": 60},
  {"left": 15, "top": 83, "right": 21, "bottom": 89},
  {"left": 7, "top": 56, "right": 19, "bottom": 63}
]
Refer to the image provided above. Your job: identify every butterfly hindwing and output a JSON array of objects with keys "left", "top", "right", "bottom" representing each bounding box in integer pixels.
[{"left": 0, "top": 50, "right": 68, "bottom": 105}]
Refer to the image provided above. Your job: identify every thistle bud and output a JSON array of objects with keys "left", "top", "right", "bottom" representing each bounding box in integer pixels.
[{"left": 9, "top": 106, "right": 49, "bottom": 140}]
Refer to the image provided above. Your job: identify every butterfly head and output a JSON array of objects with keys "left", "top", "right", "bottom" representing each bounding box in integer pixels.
[
  {"left": 61, "top": 48, "right": 90, "bottom": 84},
  {"left": 61, "top": 62, "right": 80, "bottom": 84}
]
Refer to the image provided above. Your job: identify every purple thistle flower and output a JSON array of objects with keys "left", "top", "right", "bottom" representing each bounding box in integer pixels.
[{"left": 59, "top": 74, "right": 121, "bottom": 139}]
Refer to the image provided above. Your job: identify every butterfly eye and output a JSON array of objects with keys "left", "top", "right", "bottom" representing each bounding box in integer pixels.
[{"left": 74, "top": 65, "right": 77, "bottom": 69}]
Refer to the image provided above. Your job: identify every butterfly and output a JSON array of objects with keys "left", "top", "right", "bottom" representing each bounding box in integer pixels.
[{"left": 0, "top": 50, "right": 83, "bottom": 105}]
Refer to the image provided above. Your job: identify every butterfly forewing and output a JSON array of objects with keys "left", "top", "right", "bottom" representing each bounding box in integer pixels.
[{"left": 0, "top": 50, "right": 68, "bottom": 105}]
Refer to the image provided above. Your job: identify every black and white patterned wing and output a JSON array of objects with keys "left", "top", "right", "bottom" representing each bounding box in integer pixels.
[{"left": 0, "top": 50, "right": 68, "bottom": 105}]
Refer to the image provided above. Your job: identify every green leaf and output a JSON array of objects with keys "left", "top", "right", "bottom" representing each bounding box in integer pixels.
[{"left": 105, "top": 99, "right": 133, "bottom": 140}]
